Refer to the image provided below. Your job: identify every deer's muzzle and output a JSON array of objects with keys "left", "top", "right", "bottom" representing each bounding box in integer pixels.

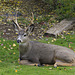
[{"left": 17, "top": 40, "right": 21, "bottom": 43}]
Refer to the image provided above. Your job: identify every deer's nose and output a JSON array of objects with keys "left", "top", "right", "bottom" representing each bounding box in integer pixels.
[{"left": 17, "top": 40, "right": 21, "bottom": 43}]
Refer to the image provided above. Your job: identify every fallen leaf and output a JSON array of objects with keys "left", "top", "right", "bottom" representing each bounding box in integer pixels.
[
  {"left": 13, "top": 52, "right": 15, "bottom": 55},
  {"left": 13, "top": 44, "right": 16, "bottom": 47},
  {"left": 0, "top": 60, "right": 2, "bottom": 62},
  {"left": 15, "top": 70, "right": 17, "bottom": 72}
]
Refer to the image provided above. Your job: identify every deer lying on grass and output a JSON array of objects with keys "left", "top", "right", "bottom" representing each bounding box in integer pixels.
[{"left": 12, "top": 16, "right": 75, "bottom": 67}]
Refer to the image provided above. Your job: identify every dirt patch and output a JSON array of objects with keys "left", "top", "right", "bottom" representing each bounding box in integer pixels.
[
  {"left": 0, "top": 23, "right": 17, "bottom": 40},
  {"left": 0, "top": 22, "right": 49, "bottom": 40}
]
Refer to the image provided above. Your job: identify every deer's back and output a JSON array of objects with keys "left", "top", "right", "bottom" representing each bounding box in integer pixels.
[{"left": 29, "top": 41, "right": 75, "bottom": 58}]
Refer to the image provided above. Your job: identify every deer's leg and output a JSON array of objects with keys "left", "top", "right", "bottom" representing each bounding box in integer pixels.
[
  {"left": 54, "top": 50, "right": 75, "bottom": 67},
  {"left": 19, "top": 52, "right": 23, "bottom": 60},
  {"left": 19, "top": 60, "right": 38, "bottom": 66},
  {"left": 54, "top": 59, "right": 73, "bottom": 67},
  {"left": 21, "top": 56, "right": 42, "bottom": 66}
]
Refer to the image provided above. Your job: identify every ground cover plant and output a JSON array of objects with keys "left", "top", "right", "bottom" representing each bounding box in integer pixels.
[{"left": 0, "top": 31, "right": 75, "bottom": 75}]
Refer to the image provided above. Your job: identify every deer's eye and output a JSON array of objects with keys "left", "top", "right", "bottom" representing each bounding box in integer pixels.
[{"left": 24, "top": 34, "right": 26, "bottom": 37}]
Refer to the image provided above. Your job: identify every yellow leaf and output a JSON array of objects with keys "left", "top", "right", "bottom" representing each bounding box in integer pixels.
[
  {"left": 13, "top": 52, "right": 15, "bottom": 55},
  {"left": 48, "top": 42, "right": 50, "bottom": 44},
  {"left": 34, "top": 39, "right": 36, "bottom": 40},
  {"left": 13, "top": 44, "right": 16, "bottom": 47},
  {"left": 18, "top": 59, "right": 20, "bottom": 63},
  {"left": 16, "top": 32, "right": 18, "bottom": 34},
  {"left": 17, "top": 1, "right": 20, "bottom": 4},
  {"left": 0, "top": 60, "right": 2, "bottom": 62},
  {"left": 4, "top": 46, "right": 6, "bottom": 48},
  {"left": 15, "top": 70, "right": 17, "bottom": 72},
  {"left": 51, "top": 40, "right": 54, "bottom": 42},
  {"left": 70, "top": 68, "right": 72, "bottom": 70},
  {"left": 0, "top": 19, "right": 2, "bottom": 22},
  {"left": 63, "top": 31, "right": 66, "bottom": 33},
  {"left": 36, "top": 18, "right": 38, "bottom": 20},
  {"left": 67, "top": 33, "right": 70, "bottom": 34},
  {"left": 42, "top": 36, "right": 43, "bottom": 38},
  {"left": 3, "top": 39, "right": 5, "bottom": 41},
  {"left": 53, "top": 38, "right": 56, "bottom": 41}
]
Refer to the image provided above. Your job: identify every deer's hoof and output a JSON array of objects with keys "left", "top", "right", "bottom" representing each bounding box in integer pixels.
[{"left": 54, "top": 64, "right": 57, "bottom": 68}]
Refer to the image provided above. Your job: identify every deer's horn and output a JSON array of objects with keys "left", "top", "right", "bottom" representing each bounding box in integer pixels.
[
  {"left": 25, "top": 12, "right": 34, "bottom": 31},
  {"left": 14, "top": 17, "right": 22, "bottom": 30},
  {"left": 31, "top": 12, "right": 34, "bottom": 24}
]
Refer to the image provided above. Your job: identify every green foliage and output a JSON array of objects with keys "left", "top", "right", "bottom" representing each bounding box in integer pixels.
[
  {"left": 43, "top": 0, "right": 75, "bottom": 20},
  {"left": 55, "top": 0, "right": 75, "bottom": 20},
  {"left": 0, "top": 0, "right": 22, "bottom": 16},
  {"left": 34, "top": 15, "right": 55, "bottom": 24},
  {"left": 0, "top": 0, "right": 75, "bottom": 23}
]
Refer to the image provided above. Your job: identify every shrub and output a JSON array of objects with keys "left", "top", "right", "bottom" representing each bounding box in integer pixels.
[{"left": 43, "top": 0, "right": 75, "bottom": 20}]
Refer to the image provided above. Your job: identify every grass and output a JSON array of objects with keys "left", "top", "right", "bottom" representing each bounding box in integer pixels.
[{"left": 0, "top": 32, "right": 75, "bottom": 75}]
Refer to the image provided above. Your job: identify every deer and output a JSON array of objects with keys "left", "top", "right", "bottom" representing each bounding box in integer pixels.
[{"left": 12, "top": 13, "right": 75, "bottom": 67}]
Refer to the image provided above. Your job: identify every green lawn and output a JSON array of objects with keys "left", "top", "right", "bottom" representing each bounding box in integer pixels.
[{"left": 0, "top": 33, "right": 75, "bottom": 75}]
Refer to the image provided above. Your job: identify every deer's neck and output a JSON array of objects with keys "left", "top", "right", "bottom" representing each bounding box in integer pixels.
[{"left": 19, "top": 41, "right": 31, "bottom": 53}]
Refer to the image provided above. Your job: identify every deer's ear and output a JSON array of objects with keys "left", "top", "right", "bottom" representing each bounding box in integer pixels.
[
  {"left": 26, "top": 24, "right": 34, "bottom": 32},
  {"left": 12, "top": 20, "right": 19, "bottom": 31},
  {"left": 12, "top": 19, "right": 22, "bottom": 32}
]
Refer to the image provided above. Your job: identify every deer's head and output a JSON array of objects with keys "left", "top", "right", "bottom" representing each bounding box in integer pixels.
[{"left": 12, "top": 13, "right": 34, "bottom": 43}]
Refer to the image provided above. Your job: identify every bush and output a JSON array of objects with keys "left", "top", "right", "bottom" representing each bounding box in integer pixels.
[
  {"left": 43, "top": 0, "right": 75, "bottom": 20},
  {"left": 55, "top": 0, "right": 75, "bottom": 20}
]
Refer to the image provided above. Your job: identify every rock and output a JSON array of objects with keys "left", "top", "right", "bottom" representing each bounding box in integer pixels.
[
  {"left": 49, "top": 68, "right": 53, "bottom": 70},
  {"left": 44, "top": 18, "right": 75, "bottom": 37}
]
